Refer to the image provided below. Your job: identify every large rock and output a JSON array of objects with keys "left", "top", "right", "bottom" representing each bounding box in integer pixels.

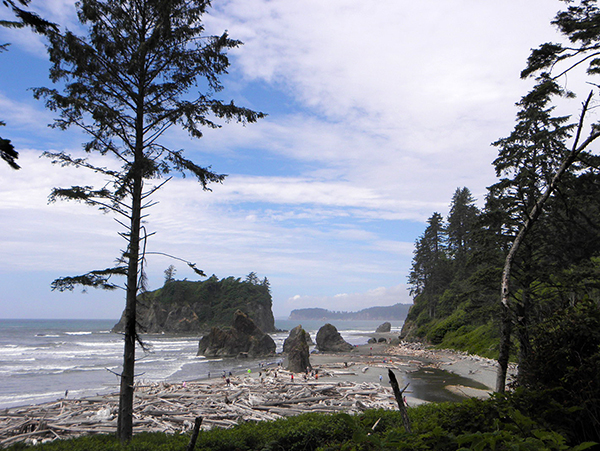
[
  {"left": 284, "top": 326, "right": 312, "bottom": 373},
  {"left": 376, "top": 322, "right": 391, "bottom": 333},
  {"left": 282, "top": 325, "right": 314, "bottom": 353},
  {"left": 316, "top": 323, "right": 353, "bottom": 352},
  {"left": 197, "top": 310, "right": 276, "bottom": 358}
]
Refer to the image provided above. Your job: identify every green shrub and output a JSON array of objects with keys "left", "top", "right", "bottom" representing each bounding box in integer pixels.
[
  {"left": 415, "top": 309, "right": 430, "bottom": 327},
  {"left": 437, "top": 321, "right": 500, "bottom": 359},
  {"left": 522, "top": 300, "right": 600, "bottom": 443},
  {"left": 7, "top": 392, "right": 596, "bottom": 451},
  {"left": 426, "top": 309, "right": 467, "bottom": 344}
]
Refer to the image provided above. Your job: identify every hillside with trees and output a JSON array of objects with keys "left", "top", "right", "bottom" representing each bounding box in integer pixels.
[
  {"left": 402, "top": 0, "right": 600, "bottom": 418},
  {"left": 289, "top": 303, "right": 411, "bottom": 321},
  {"left": 402, "top": 177, "right": 600, "bottom": 356}
]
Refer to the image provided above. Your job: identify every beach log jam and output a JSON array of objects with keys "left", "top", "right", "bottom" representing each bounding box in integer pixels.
[{"left": 0, "top": 369, "right": 398, "bottom": 446}]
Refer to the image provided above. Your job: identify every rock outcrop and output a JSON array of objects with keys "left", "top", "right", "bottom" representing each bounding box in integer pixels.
[
  {"left": 283, "top": 326, "right": 312, "bottom": 373},
  {"left": 113, "top": 276, "right": 276, "bottom": 334},
  {"left": 197, "top": 310, "right": 276, "bottom": 358},
  {"left": 315, "top": 323, "right": 353, "bottom": 352},
  {"left": 376, "top": 322, "right": 391, "bottom": 333},
  {"left": 282, "top": 325, "right": 314, "bottom": 353}
]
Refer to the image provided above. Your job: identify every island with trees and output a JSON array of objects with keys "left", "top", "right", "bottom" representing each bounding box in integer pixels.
[{"left": 113, "top": 272, "right": 275, "bottom": 334}]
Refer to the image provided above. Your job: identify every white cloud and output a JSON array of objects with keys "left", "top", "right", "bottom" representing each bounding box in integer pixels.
[
  {"left": 0, "top": 93, "right": 54, "bottom": 131},
  {"left": 202, "top": 0, "right": 563, "bottom": 213},
  {"left": 0, "top": 1, "right": 580, "bottom": 318}
]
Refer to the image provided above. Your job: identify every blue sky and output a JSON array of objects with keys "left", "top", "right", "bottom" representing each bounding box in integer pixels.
[{"left": 0, "top": 0, "right": 564, "bottom": 319}]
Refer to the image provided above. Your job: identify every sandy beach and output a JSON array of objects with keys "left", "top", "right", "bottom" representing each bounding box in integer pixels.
[
  {"left": 306, "top": 339, "right": 504, "bottom": 404},
  {"left": 0, "top": 340, "right": 508, "bottom": 446}
]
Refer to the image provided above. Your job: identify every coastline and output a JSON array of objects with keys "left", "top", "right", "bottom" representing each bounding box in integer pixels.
[{"left": 0, "top": 341, "right": 507, "bottom": 445}]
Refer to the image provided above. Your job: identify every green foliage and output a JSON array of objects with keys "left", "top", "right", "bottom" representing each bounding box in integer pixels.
[
  {"left": 186, "top": 413, "right": 357, "bottom": 451},
  {"left": 523, "top": 300, "right": 600, "bottom": 441},
  {"left": 51, "top": 267, "right": 127, "bottom": 292},
  {"left": 408, "top": 212, "right": 452, "bottom": 303},
  {"left": 425, "top": 309, "right": 467, "bottom": 344},
  {"left": 0, "top": 135, "right": 19, "bottom": 169},
  {"left": 137, "top": 275, "right": 274, "bottom": 331},
  {"left": 438, "top": 321, "right": 500, "bottom": 359},
  {"left": 403, "top": 2, "right": 600, "bottom": 397}
]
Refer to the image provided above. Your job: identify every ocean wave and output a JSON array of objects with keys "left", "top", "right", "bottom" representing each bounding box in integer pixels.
[
  {"left": 65, "top": 331, "right": 93, "bottom": 336},
  {"left": 187, "top": 355, "right": 205, "bottom": 360},
  {"left": 0, "top": 390, "right": 66, "bottom": 407}
]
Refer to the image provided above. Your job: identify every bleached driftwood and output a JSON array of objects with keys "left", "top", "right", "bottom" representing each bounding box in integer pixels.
[{"left": 0, "top": 367, "right": 397, "bottom": 446}]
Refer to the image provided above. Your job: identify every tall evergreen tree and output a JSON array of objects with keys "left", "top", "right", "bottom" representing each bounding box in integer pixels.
[
  {"left": 34, "top": 0, "right": 264, "bottom": 440},
  {"left": 493, "top": 0, "right": 600, "bottom": 391},
  {"left": 446, "top": 187, "right": 479, "bottom": 267},
  {"left": 408, "top": 212, "right": 450, "bottom": 317},
  {"left": 491, "top": 79, "right": 577, "bottom": 387}
]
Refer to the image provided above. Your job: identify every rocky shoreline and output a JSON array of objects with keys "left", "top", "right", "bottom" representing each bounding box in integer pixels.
[{"left": 0, "top": 341, "right": 509, "bottom": 446}]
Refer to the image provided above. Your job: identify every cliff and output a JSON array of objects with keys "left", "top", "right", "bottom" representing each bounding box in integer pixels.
[{"left": 113, "top": 275, "right": 276, "bottom": 334}]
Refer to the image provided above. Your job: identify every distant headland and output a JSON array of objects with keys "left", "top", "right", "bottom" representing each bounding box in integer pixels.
[{"left": 288, "top": 303, "right": 412, "bottom": 321}]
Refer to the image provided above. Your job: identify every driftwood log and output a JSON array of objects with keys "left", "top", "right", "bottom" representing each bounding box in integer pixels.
[{"left": 0, "top": 368, "right": 398, "bottom": 446}]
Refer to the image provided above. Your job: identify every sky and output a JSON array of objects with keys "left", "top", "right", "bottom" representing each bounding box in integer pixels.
[{"left": 0, "top": 0, "right": 566, "bottom": 319}]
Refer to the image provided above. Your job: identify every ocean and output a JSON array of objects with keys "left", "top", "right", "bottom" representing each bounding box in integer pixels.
[{"left": 0, "top": 318, "right": 403, "bottom": 409}]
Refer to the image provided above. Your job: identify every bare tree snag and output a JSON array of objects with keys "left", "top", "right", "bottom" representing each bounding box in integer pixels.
[
  {"left": 186, "top": 417, "right": 203, "bottom": 451},
  {"left": 388, "top": 369, "right": 411, "bottom": 433},
  {"left": 496, "top": 91, "right": 599, "bottom": 392}
]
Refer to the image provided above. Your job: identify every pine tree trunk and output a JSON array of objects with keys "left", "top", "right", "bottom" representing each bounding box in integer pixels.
[
  {"left": 515, "top": 287, "right": 532, "bottom": 384},
  {"left": 117, "top": 168, "right": 143, "bottom": 442},
  {"left": 117, "top": 95, "right": 146, "bottom": 441}
]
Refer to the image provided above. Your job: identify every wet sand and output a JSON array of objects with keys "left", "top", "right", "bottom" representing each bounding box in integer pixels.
[{"left": 276, "top": 340, "right": 509, "bottom": 405}]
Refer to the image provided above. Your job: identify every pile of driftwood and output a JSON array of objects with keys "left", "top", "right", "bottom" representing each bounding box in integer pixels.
[{"left": 0, "top": 371, "right": 397, "bottom": 446}]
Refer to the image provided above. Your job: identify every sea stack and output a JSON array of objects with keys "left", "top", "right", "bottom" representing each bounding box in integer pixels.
[
  {"left": 282, "top": 324, "right": 314, "bottom": 352},
  {"left": 376, "top": 322, "right": 391, "bottom": 333},
  {"left": 315, "top": 323, "right": 353, "bottom": 352},
  {"left": 284, "top": 325, "right": 312, "bottom": 373}
]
